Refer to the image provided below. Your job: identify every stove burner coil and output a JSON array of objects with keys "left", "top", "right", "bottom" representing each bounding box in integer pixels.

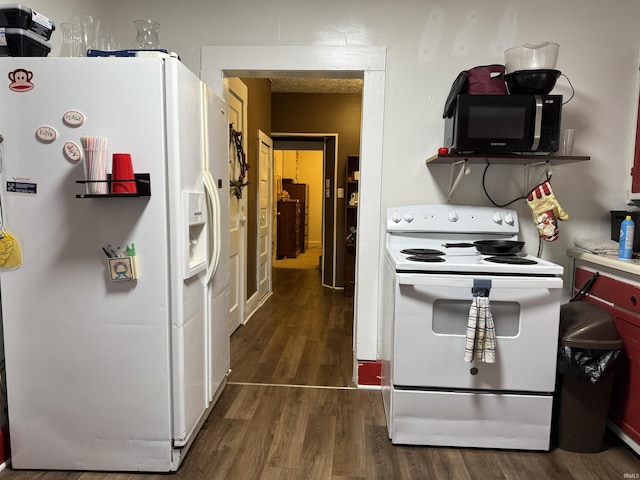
[
  {"left": 401, "top": 248, "right": 445, "bottom": 256},
  {"left": 485, "top": 256, "right": 538, "bottom": 265},
  {"left": 406, "top": 255, "right": 446, "bottom": 263}
]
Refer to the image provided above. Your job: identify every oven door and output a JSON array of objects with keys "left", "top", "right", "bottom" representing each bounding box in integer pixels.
[{"left": 392, "top": 273, "right": 562, "bottom": 392}]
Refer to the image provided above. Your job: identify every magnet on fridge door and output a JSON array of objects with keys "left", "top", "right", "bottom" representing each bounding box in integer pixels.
[
  {"left": 35, "top": 125, "right": 56, "bottom": 143},
  {"left": 108, "top": 257, "right": 135, "bottom": 281},
  {"left": 63, "top": 141, "right": 82, "bottom": 162},
  {"left": 8, "top": 68, "right": 34, "bottom": 92},
  {"left": 62, "top": 110, "right": 85, "bottom": 127}
]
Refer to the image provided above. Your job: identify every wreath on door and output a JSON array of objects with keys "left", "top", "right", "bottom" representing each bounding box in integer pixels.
[{"left": 230, "top": 125, "right": 249, "bottom": 199}]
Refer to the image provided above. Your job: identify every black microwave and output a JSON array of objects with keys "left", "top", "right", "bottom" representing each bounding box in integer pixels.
[{"left": 444, "top": 94, "right": 562, "bottom": 153}]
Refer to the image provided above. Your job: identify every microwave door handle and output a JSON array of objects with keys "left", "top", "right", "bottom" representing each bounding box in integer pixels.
[{"left": 531, "top": 95, "right": 543, "bottom": 151}]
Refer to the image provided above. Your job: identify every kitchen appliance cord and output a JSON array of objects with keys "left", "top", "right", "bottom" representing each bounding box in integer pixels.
[
  {"left": 482, "top": 162, "right": 526, "bottom": 207},
  {"left": 537, "top": 234, "right": 543, "bottom": 257},
  {"left": 483, "top": 161, "right": 545, "bottom": 257},
  {"left": 561, "top": 74, "right": 575, "bottom": 104}
]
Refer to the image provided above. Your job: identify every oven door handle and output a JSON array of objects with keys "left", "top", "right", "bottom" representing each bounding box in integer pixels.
[{"left": 398, "top": 274, "right": 562, "bottom": 289}]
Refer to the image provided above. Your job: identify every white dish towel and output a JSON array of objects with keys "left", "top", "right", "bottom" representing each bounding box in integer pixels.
[
  {"left": 464, "top": 280, "right": 496, "bottom": 363},
  {"left": 573, "top": 237, "right": 620, "bottom": 255}
]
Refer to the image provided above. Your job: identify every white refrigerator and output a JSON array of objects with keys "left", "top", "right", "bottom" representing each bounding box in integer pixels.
[{"left": 0, "top": 56, "right": 230, "bottom": 471}]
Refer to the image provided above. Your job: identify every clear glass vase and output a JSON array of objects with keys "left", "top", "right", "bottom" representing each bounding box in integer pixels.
[
  {"left": 75, "top": 15, "right": 100, "bottom": 56},
  {"left": 134, "top": 19, "right": 160, "bottom": 50},
  {"left": 59, "top": 22, "right": 80, "bottom": 57}
]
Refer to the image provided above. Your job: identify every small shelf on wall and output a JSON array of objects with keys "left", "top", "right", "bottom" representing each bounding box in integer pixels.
[
  {"left": 76, "top": 173, "right": 151, "bottom": 198},
  {"left": 425, "top": 153, "right": 590, "bottom": 199},
  {"left": 345, "top": 155, "right": 359, "bottom": 294}
]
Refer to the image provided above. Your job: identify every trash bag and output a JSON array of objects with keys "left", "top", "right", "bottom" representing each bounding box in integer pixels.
[{"left": 557, "top": 346, "right": 620, "bottom": 384}]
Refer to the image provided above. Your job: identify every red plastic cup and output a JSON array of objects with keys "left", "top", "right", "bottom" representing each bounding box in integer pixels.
[{"left": 111, "top": 153, "right": 137, "bottom": 194}]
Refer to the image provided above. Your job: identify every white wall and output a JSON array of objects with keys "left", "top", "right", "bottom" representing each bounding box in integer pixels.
[
  {"left": 85, "top": 0, "right": 640, "bottom": 258},
  {"left": 33, "top": 0, "right": 640, "bottom": 364}
]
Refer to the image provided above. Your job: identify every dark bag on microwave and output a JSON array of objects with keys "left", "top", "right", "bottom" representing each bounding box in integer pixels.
[
  {"left": 443, "top": 64, "right": 507, "bottom": 118},
  {"left": 443, "top": 70, "right": 468, "bottom": 118},
  {"left": 466, "top": 64, "right": 507, "bottom": 95}
]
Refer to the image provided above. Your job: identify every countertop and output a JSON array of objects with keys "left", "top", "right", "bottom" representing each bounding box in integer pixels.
[{"left": 567, "top": 248, "right": 640, "bottom": 276}]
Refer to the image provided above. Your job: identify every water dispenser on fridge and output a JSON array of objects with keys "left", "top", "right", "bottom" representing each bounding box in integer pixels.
[{"left": 184, "top": 191, "right": 206, "bottom": 278}]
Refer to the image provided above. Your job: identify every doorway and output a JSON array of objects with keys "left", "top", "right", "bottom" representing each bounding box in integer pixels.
[
  {"left": 201, "top": 45, "right": 386, "bottom": 383},
  {"left": 273, "top": 146, "right": 323, "bottom": 270},
  {"left": 272, "top": 135, "right": 341, "bottom": 288}
]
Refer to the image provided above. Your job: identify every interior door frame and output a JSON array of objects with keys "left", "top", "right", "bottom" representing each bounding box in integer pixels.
[
  {"left": 200, "top": 45, "right": 386, "bottom": 372},
  {"left": 272, "top": 133, "right": 339, "bottom": 288}
]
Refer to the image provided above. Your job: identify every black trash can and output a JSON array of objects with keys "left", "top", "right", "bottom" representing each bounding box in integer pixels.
[{"left": 553, "top": 301, "right": 623, "bottom": 452}]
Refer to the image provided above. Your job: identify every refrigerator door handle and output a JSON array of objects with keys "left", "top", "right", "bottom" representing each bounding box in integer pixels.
[{"left": 203, "top": 170, "right": 221, "bottom": 284}]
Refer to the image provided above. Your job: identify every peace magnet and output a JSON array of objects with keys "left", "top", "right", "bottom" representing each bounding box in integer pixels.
[
  {"left": 35, "top": 125, "right": 56, "bottom": 143},
  {"left": 63, "top": 110, "right": 85, "bottom": 127},
  {"left": 63, "top": 141, "right": 82, "bottom": 162}
]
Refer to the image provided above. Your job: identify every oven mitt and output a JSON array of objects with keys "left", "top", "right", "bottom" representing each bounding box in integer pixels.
[{"left": 527, "top": 180, "right": 569, "bottom": 242}]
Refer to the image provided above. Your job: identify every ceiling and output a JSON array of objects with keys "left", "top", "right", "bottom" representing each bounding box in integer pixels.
[{"left": 270, "top": 78, "right": 363, "bottom": 94}]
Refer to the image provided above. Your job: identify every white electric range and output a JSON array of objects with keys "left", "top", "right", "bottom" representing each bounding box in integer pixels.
[{"left": 381, "top": 204, "right": 563, "bottom": 450}]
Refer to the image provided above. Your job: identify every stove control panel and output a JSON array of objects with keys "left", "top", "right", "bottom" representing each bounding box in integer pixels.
[{"left": 387, "top": 204, "right": 519, "bottom": 234}]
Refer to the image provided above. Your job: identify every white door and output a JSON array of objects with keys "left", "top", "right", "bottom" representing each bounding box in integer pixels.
[
  {"left": 167, "top": 60, "right": 210, "bottom": 448},
  {"left": 0, "top": 57, "right": 178, "bottom": 471},
  {"left": 227, "top": 78, "right": 248, "bottom": 334},
  {"left": 244, "top": 130, "right": 273, "bottom": 318},
  {"left": 257, "top": 130, "right": 273, "bottom": 302},
  {"left": 202, "top": 83, "right": 231, "bottom": 404}
]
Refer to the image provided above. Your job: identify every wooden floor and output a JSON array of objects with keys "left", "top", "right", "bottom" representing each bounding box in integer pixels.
[
  {"left": 229, "top": 264, "right": 354, "bottom": 387},
  {"left": 0, "top": 266, "right": 639, "bottom": 479}
]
